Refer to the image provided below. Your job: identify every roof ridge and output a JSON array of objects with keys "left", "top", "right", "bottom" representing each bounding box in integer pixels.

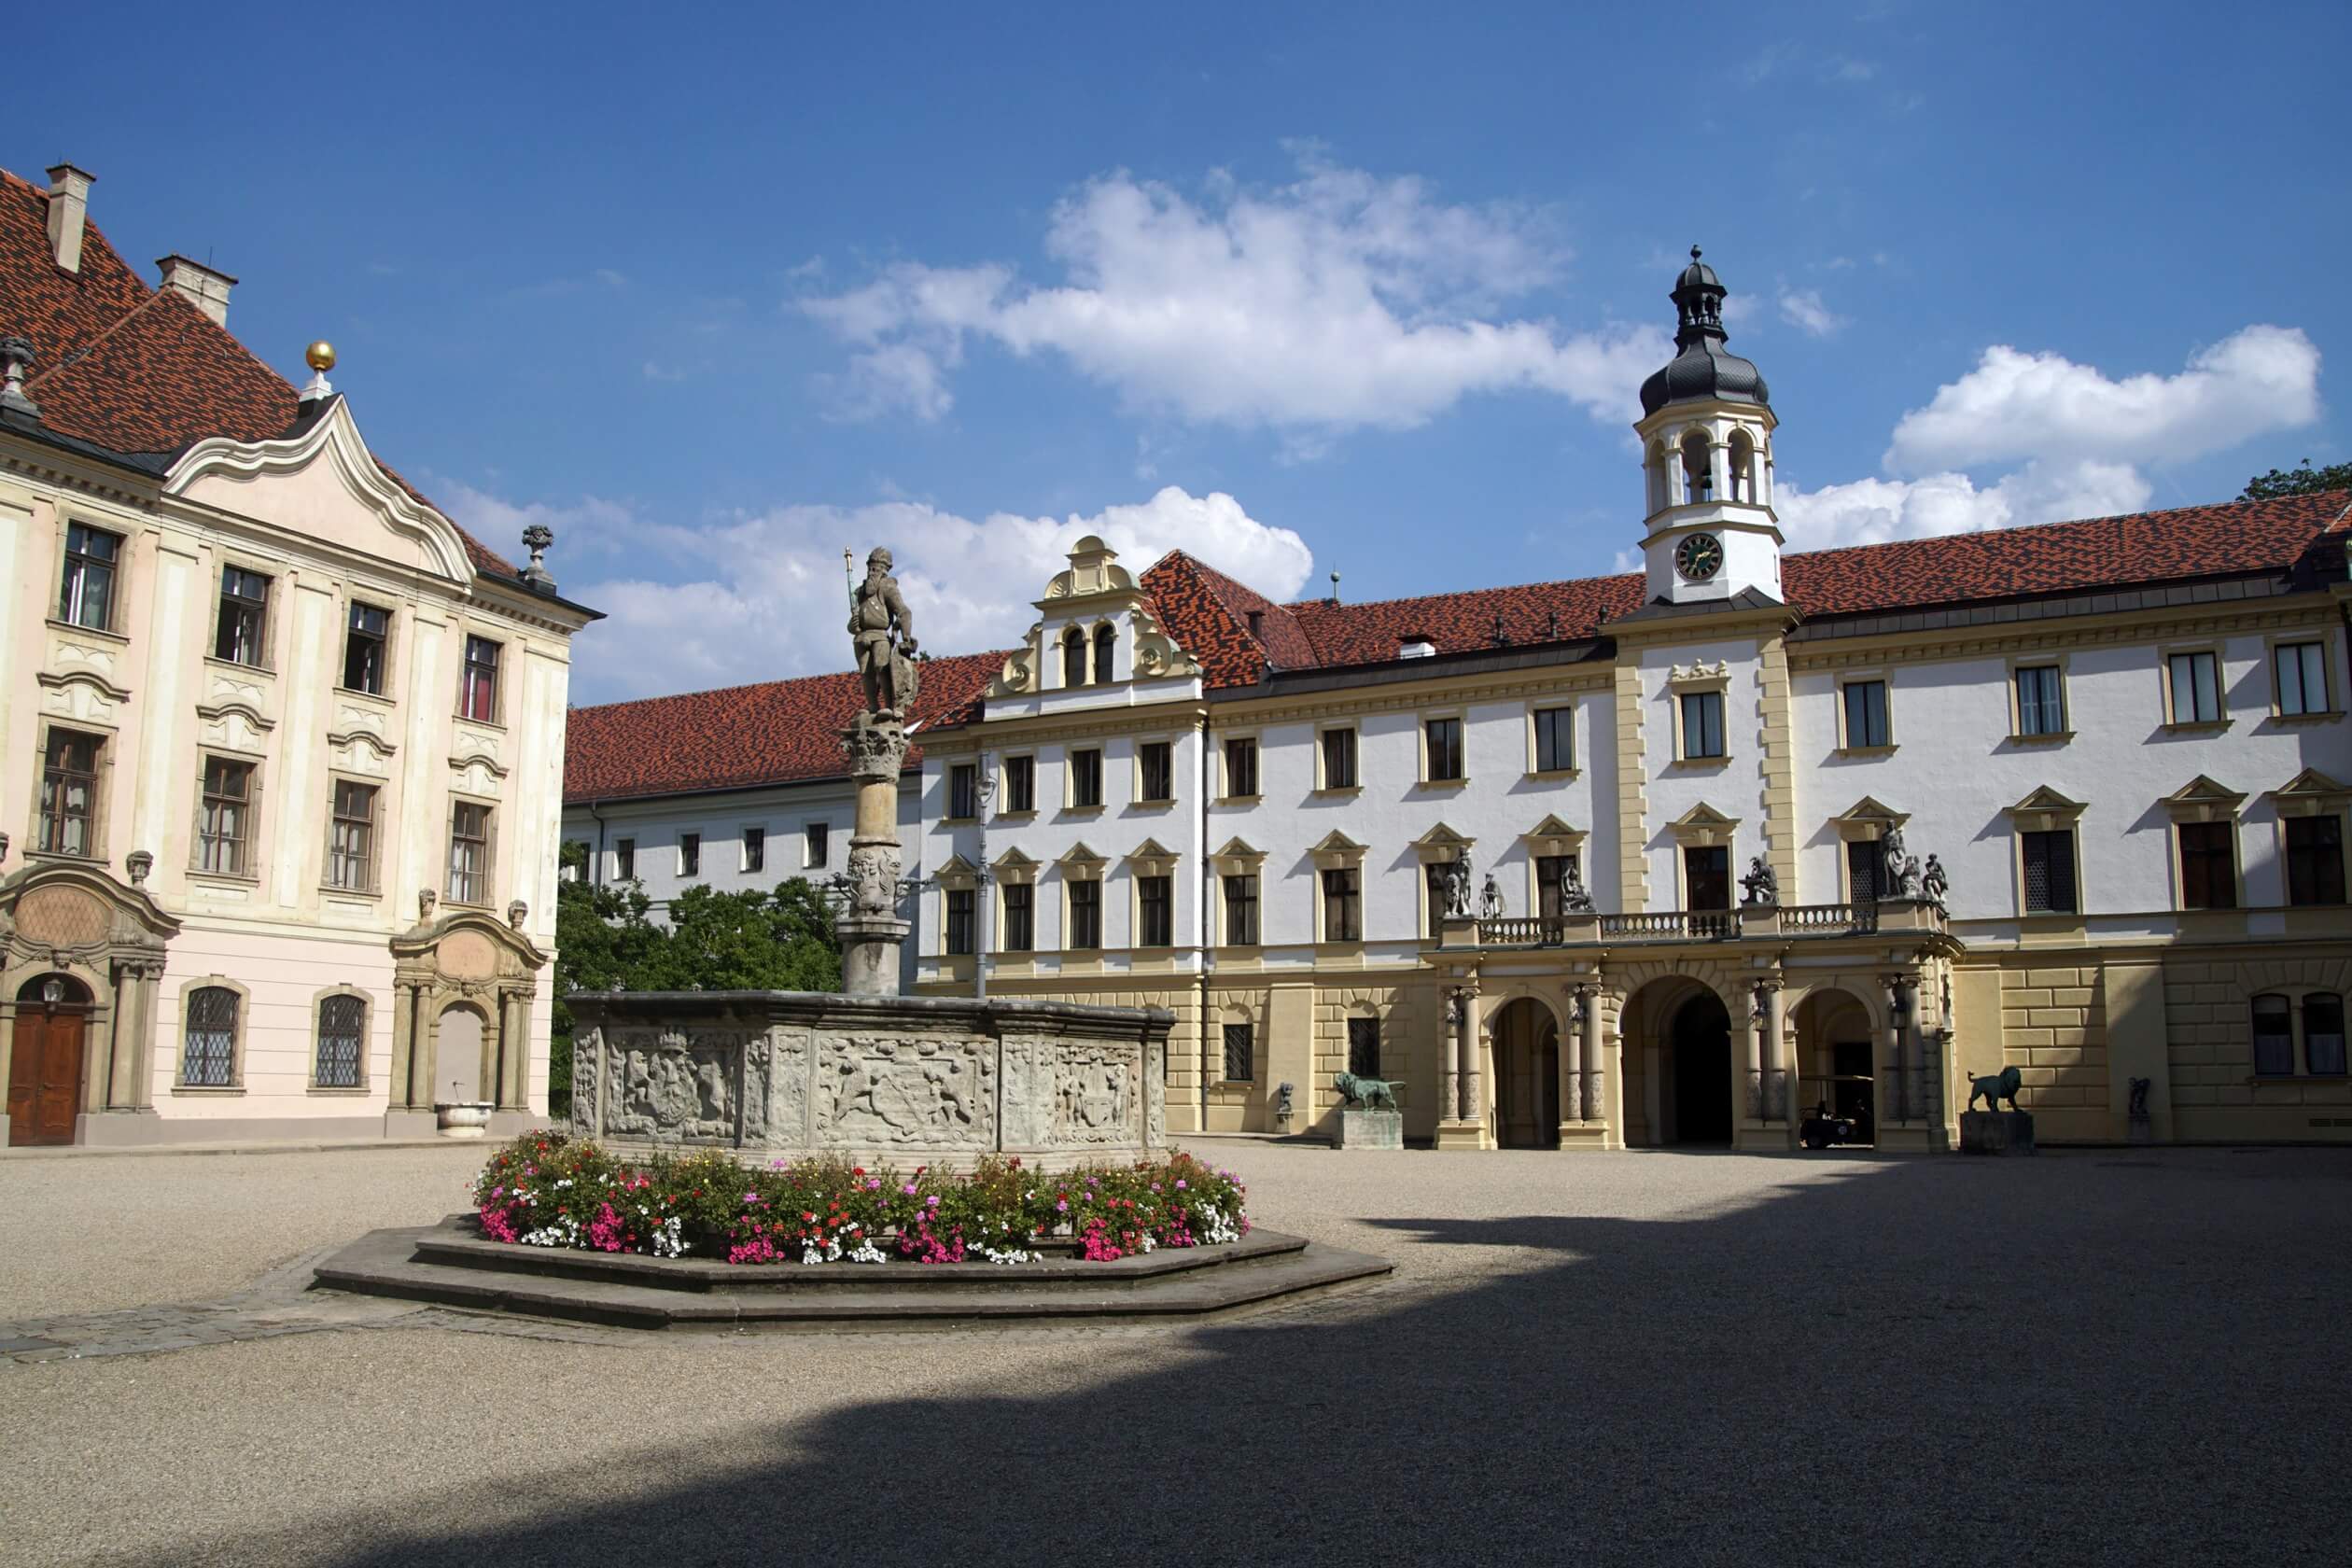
[{"left": 569, "top": 647, "right": 1015, "bottom": 718}]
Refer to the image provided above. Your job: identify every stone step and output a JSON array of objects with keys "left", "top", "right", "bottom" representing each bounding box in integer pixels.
[
  {"left": 312, "top": 1224, "right": 1390, "bottom": 1330},
  {"left": 409, "top": 1217, "right": 1309, "bottom": 1294}
]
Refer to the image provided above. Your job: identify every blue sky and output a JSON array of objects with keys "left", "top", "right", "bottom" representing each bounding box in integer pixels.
[{"left": 21, "top": 1, "right": 2350, "bottom": 703}]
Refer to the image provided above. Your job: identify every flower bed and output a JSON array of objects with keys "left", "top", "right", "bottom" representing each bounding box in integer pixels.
[{"left": 471, "top": 1136, "right": 1249, "bottom": 1266}]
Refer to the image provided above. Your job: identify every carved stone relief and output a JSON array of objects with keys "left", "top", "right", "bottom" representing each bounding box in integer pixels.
[
  {"left": 603, "top": 1028, "right": 749, "bottom": 1142},
  {"left": 573, "top": 1026, "right": 602, "bottom": 1126},
  {"left": 15, "top": 885, "right": 109, "bottom": 947},
  {"left": 817, "top": 1034, "right": 993, "bottom": 1149},
  {"left": 438, "top": 930, "right": 498, "bottom": 981}
]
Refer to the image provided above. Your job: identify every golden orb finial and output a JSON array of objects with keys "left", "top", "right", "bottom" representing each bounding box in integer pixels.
[{"left": 304, "top": 341, "right": 336, "bottom": 372}]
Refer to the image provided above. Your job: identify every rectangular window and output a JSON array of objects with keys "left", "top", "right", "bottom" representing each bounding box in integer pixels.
[
  {"left": 37, "top": 728, "right": 102, "bottom": 857},
  {"left": 679, "top": 833, "right": 700, "bottom": 878},
  {"left": 197, "top": 756, "right": 255, "bottom": 876},
  {"left": 2276, "top": 641, "right": 2330, "bottom": 717},
  {"left": 1004, "top": 755, "right": 1035, "bottom": 814},
  {"left": 2022, "top": 829, "right": 2079, "bottom": 914},
  {"left": 214, "top": 566, "right": 270, "bottom": 666},
  {"left": 1223, "top": 1022, "right": 1254, "bottom": 1084},
  {"left": 614, "top": 837, "right": 636, "bottom": 881},
  {"left": 1535, "top": 854, "right": 1577, "bottom": 919},
  {"left": 2304, "top": 994, "right": 2346, "bottom": 1077},
  {"left": 1680, "top": 691, "right": 1725, "bottom": 760},
  {"left": 945, "top": 888, "right": 975, "bottom": 956},
  {"left": 1841, "top": 680, "right": 1890, "bottom": 749},
  {"left": 1347, "top": 1016, "right": 1381, "bottom": 1080},
  {"left": 1071, "top": 749, "right": 1103, "bottom": 808},
  {"left": 2252, "top": 995, "right": 2295, "bottom": 1077},
  {"left": 2167, "top": 651, "right": 2221, "bottom": 724},
  {"left": 343, "top": 602, "right": 389, "bottom": 694},
  {"left": 315, "top": 994, "right": 365, "bottom": 1090},
  {"left": 1001, "top": 883, "right": 1034, "bottom": 952},
  {"left": 1846, "top": 839, "right": 1881, "bottom": 903},
  {"left": 1066, "top": 880, "right": 1100, "bottom": 950},
  {"left": 2177, "top": 820, "right": 2235, "bottom": 911},
  {"left": 1223, "top": 873, "right": 1260, "bottom": 945},
  {"left": 181, "top": 987, "right": 240, "bottom": 1088},
  {"left": 459, "top": 636, "right": 501, "bottom": 722},
  {"left": 1425, "top": 717, "right": 1464, "bottom": 782},
  {"left": 1684, "top": 845, "right": 1729, "bottom": 912},
  {"left": 58, "top": 523, "right": 120, "bottom": 631},
  {"left": 1139, "top": 740, "right": 1173, "bottom": 804},
  {"left": 948, "top": 763, "right": 978, "bottom": 820},
  {"left": 328, "top": 779, "right": 378, "bottom": 891},
  {"left": 2286, "top": 815, "right": 2345, "bottom": 906},
  {"left": 806, "top": 822, "right": 830, "bottom": 869},
  {"left": 1321, "top": 727, "right": 1358, "bottom": 790},
  {"left": 2016, "top": 665, "right": 2065, "bottom": 736},
  {"left": 1224, "top": 736, "right": 1259, "bottom": 798},
  {"left": 1533, "top": 707, "right": 1574, "bottom": 773},
  {"left": 448, "top": 801, "right": 492, "bottom": 904},
  {"left": 1138, "top": 874, "right": 1173, "bottom": 946},
  {"left": 1322, "top": 866, "right": 1362, "bottom": 942},
  {"left": 743, "top": 827, "right": 765, "bottom": 874}
]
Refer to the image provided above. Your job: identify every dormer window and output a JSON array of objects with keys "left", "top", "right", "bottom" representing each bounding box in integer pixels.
[
  {"left": 1400, "top": 637, "right": 1435, "bottom": 660},
  {"left": 1060, "top": 627, "right": 1085, "bottom": 688},
  {"left": 1092, "top": 623, "right": 1116, "bottom": 684}
]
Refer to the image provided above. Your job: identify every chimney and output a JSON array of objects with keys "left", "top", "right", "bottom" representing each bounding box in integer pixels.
[
  {"left": 157, "top": 255, "right": 236, "bottom": 327},
  {"left": 45, "top": 163, "right": 94, "bottom": 273}
]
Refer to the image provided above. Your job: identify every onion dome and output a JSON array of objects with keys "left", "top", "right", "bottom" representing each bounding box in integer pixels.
[{"left": 1639, "top": 246, "right": 1771, "bottom": 415}]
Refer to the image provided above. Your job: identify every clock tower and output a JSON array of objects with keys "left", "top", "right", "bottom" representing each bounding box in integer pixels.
[{"left": 1634, "top": 248, "right": 1783, "bottom": 607}]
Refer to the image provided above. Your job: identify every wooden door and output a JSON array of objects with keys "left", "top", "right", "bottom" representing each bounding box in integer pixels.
[{"left": 7, "top": 1006, "right": 84, "bottom": 1146}]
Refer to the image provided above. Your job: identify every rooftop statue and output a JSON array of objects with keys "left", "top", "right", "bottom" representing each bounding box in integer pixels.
[{"left": 849, "top": 547, "right": 920, "bottom": 716}]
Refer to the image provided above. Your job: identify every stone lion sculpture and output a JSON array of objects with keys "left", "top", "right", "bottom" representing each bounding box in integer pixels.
[
  {"left": 1333, "top": 1071, "right": 1403, "bottom": 1113},
  {"left": 1967, "top": 1063, "right": 2023, "bottom": 1113}
]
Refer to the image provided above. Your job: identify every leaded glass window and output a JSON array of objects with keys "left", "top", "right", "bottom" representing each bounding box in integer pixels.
[
  {"left": 315, "top": 994, "right": 365, "bottom": 1089},
  {"left": 183, "top": 987, "right": 239, "bottom": 1087}
]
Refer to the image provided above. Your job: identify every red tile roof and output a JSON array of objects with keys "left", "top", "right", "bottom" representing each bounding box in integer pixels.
[
  {"left": 564, "top": 651, "right": 1007, "bottom": 804},
  {"left": 1130, "top": 491, "right": 2352, "bottom": 675},
  {"left": 1, "top": 165, "right": 515, "bottom": 578}
]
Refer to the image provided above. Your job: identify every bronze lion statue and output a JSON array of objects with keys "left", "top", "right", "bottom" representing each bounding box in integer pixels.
[
  {"left": 1967, "top": 1063, "right": 2023, "bottom": 1113},
  {"left": 1333, "top": 1071, "right": 1402, "bottom": 1113}
]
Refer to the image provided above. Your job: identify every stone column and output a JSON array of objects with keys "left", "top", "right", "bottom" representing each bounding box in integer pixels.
[
  {"left": 1882, "top": 973, "right": 1912, "bottom": 1124},
  {"left": 1435, "top": 981, "right": 1490, "bottom": 1149},
  {"left": 1443, "top": 987, "right": 1463, "bottom": 1123},
  {"left": 1745, "top": 984, "right": 1768, "bottom": 1120},
  {"left": 839, "top": 712, "right": 912, "bottom": 997},
  {"left": 1461, "top": 988, "right": 1484, "bottom": 1124},
  {"left": 1761, "top": 979, "right": 1786, "bottom": 1124},
  {"left": 1556, "top": 999, "right": 1578, "bottom": 1134}
]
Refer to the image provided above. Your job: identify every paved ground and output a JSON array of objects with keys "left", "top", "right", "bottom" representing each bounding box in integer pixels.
[{"left": 1, "top": 1141, "right": 2345, "bottom": 1566}]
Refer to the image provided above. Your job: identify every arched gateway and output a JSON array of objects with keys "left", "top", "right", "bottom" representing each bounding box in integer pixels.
[
  {"left": 1617, "top": 975, "right": 1738, "bottom": 1147},
  {"left": 1488, "top": 997, "right": 1561, "bottom": 1148}
]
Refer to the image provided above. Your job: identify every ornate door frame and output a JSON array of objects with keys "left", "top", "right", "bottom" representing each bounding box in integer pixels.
[
  {"left": 386, "top": 898, "right": 548, "bottom": 1113},
  {"left": 0, "top": 857, "right": 180, "bottom": 1143}
]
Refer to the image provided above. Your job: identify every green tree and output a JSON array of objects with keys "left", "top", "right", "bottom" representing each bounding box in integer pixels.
[
  {"left": 2241, "top": 459, "right": 2352, "bottom": 500},
  {"left": 544, "top": 848, "right": 842, "bottom": 1112}
]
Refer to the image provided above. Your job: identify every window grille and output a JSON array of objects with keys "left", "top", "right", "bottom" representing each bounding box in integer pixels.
[
  {"left": 315, "top": 994, "right": 365, "bottom": 1088},
  {"left": 183, "top": 987, "right": 239, "bottom": 1087},
  {"left": 1347, "top": 1016, "right": 1381, "bottom": 1080},
  {"left": 2022, "top": 830, "right": 2077, "bottom": 914},
  {"left": 1223, "top": 1022, "right": 1254, "bottom": 1084}
]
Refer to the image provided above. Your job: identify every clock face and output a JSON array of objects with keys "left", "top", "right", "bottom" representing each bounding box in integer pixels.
[{"left": 1675, "top": 532, "right": 1725, "bottom": 582}]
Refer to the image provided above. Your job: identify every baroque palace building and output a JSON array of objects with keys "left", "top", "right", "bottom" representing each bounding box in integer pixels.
[
  {"left": 2, "top": 162, "right": 596, "bottom": 1146},
  {"left": 567, "top": 250, "right": 2352, "bottom": 1152}
]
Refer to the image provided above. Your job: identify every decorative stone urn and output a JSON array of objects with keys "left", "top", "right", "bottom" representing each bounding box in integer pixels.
[{"left": 434, "top": 1101, "right": 494, "bottom": 1139}]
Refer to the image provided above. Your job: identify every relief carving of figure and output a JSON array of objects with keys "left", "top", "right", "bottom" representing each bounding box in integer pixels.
[
  {"left": 848, "top": 547, "right": 920, "bottom": 716},
  {"left": 845, "top": 845, "right": 901, "bottom": 917}
]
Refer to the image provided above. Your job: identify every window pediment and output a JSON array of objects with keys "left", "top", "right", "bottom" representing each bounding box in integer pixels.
[
  {"left": 934, "top": 853, "right": 979, "bottom": 890},
  {"left": 1309, "top": 830, "right": 1367, "bottom": 870},
  {"left": 1666, "top": 660, "right": 1732, "bottom": 693},
  {"left": 2162, "top": 776, "right": 2247, "bottom": 824},
  {"left": 989, "top": 847, "right": 1039, "bottom": 884},
  {"left": 1519, "top": 814, "right": 1589, "bottom": 856},
  {"left": 1666, "top": 802, "right": 1740, "bottom": 846},
  {"left": 1831, "top": 794, "right": 1910, "bottom": 842},
  {"left": 1056, "top": 842, "right": 1107, "bottom": 875},
  {"left": 1409, "top": 821, "right": 1475, "bottom": 863},
  {"left": 2267, "top": 767, "right": 2352, "bottom": 817},
  {"left": 1124, "top": 837, "right": 1180, "bottom": 875},
  {"left": 2004, "top": 786, "right": 2087, "bottom": 831},
  {"left": 1211, "top": 836, "right": 1267, "bottom": 871}
]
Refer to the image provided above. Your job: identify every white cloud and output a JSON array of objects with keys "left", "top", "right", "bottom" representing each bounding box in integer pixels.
[
  {"left": 1885, "top": 325, "right": 2321, "bottom": 471},
  {"left": 443, "top": 484, "right": 1313, "bottom": 703},
  {"left": 1777, "top": 459, "right": 2153, "bottom": 552},
  {"left": 799, "top": 153, "right": 1668, "bottom": 441},
  {"left": 1777, "top": 287, "right": 1845, "bottom": 337}
]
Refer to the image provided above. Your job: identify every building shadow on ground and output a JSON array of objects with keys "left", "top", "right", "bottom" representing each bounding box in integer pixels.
[{"left": 203, "top": 1150, "right": 2352, "bottom": 1567}]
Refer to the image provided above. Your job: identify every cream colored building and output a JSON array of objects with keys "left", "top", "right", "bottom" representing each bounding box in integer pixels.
[
  {"left": 1, "top": 162, "right": 596, "bottom": 1146},
  {"left": 903, "top": 254, "right": 2352, "bottom": 1152}
]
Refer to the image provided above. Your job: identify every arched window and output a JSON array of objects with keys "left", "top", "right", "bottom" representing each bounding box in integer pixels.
[
  {"left": 1060, "top": 627, "right": 1086, "bottom": 689},
  {"left": 1680, "top": 431, "right": 1713, "bottom": 503},
  {"left": 1092, "top": 624, "right": 1116, "bottom": 685},
  {"left": 315, "top": 993, "right": 366, "bottom": 1089},
  {"left": 183, "top": 986, "right": 240, "bottom": 1087},
  {"left": 1645, "top": 441, "right": 1669, "bottom": 514},
  {"left": 2304, "top": 994, "right": 2345, "bottom": 1076},
  {"left": 2250, "top": 994, "right": 2293, "bottom": 1076},
  {"left": 1728, "top": 431, "right": 1756, "bottom": 503}
]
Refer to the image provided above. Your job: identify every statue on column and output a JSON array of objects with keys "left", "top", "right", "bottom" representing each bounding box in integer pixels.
[
  {"left": 849, "top": 547, "right": 921, "bottom": 717},
  {"left": 1921, "top": 853, "right": 1950, "bottom": 909},
  {"left": 1739, "top": 855, "right": 1779, "bottom": 907},
  {"left": 1559, "top": 859, "right": 1596, "bottom": 914},
  {"left": 1880, "top": 825, "right": 1908, "bottom": 896},
  {"left": 1444, "top": 849, "right": 1475, "bottom": 917},
  {"left": 1477, "top": 873, "right": 1505, "bottom": 921}
]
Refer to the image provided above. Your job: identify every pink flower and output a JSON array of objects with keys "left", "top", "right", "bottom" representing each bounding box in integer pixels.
[{"left": 903, "top": 1183, "right": 917, "bottom": 1196}]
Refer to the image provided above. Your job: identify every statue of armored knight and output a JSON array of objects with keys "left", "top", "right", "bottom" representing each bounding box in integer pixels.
[{"left": 849, "top": 547, "right": 920, "bottom": 717}]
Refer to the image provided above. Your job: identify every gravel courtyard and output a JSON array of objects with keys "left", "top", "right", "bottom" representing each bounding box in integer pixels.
[{"left": 1, "top": 1140, "right": 2345, "bottom": 1567}]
